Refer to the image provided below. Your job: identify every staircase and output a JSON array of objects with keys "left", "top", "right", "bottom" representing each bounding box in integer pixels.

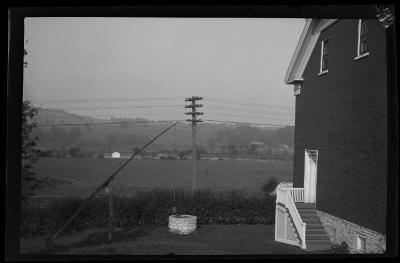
[{"left": 295, "top": 203, "right": 332, "bottom": 252}]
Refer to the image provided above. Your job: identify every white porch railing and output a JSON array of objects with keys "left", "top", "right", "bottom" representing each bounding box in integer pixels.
[
  {"left": 276, "top": 183, "right": 306, "bottom": 249},
  {"left": 289, "top": 188, "right": 304, "bottom": 203},
  {"left": 285, "top": 189, "right": 306, "bottom": 249}
]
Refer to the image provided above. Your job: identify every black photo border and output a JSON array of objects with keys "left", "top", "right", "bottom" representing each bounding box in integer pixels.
[{"left": 6, "top": 3, "right": 398, "bottom": 260}]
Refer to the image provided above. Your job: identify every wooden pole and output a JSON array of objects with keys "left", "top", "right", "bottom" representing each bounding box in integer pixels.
[
  {"left": 106, "top": 181, "right": 114, "bottom": 242},
  {"left": 192, "top": 115, "right": 197, "bottom": 195},
  {"left": 45, "top": 121, "right": 179, "bottom": 248},
  {"left": 184, "top": 97, "right": 202, "bottom": 196}
]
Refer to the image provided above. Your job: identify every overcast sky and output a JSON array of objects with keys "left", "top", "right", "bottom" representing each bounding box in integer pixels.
[{"left": 24, "top": 17, "right": 305, "bottom": 125}]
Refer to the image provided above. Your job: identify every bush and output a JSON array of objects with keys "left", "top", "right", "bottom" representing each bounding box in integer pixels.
[
  {"left": 262, "top": 177, "right": 279, "bottom": 195},
  {"left": 330, "top": 242, "right": 350, "bottom": 254},
  {"left": 68, "top": 148, "right": 81, "bottom": 157},
  {"left": 21, "top": 189, "right": 276, "bottom": 237}
]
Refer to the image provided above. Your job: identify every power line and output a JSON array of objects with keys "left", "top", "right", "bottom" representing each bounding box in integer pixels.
[
  {"left": 36, "top": 120, "right": 180, "bottom": 127},
  {"left": 86, "top": 112, "right": 292, "bottom": 122},
  {"left": 205, "top": 112, "right": 292, "bottom": 122},
  {"left": 32, "top": 97, "right": 294, "bottom": 111},
  {"left": 207, "top": 97, "right": 295, "bottom": 111},
  {"left": 205, "top": 104, "right": 294, "bottom": 116},
  {"left": 203, "top": 119, "right": 293, "bottom": 127},
  {"left": 35, "top": 101, "right": 294, "bottom": 114},
  {"left": 36, "top": 119, "right": 293, "bottom": 128},
  {"left": 30, "top": 97, "right": 185, "bottom": 103},
  {"left": 84, "top": 110, "right": 292, "bottom": 122},
  {"left": 89, "top": 112, "right": 184, "bottom": 117},
  {"left": 37, "top": 111, "right": 292, "bottom": 123},
  {"left": 39, "top": 105, "right": 185, "bottom": 110}
]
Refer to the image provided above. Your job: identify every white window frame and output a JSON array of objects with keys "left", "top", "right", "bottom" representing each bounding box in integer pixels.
[
  {"left": 357, "top": 234, "right": 367, "bottom": 253},
  {"left": 355, "top": 19, "right": 370, "bottom": 60},
  {"left": 318, "top": 39, "right": 329, "bottom": 76}
]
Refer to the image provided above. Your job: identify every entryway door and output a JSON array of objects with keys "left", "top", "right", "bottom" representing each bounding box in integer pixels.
[{"left": 304, "top": 149, "right": 318, "bottom": 203}]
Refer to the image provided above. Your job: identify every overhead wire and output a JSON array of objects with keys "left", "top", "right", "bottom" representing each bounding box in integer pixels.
[
  {"left": 36, "top": 120, "right": 177, "bottom": 127},
  {"left": 30, "top": 97, "right": 185, "bottom": 103},
  {"left": 36, "top": 119, "right": 293, "bottom": 127},
  {"left": 206, "top": 97, "right": 294, "bottom": 111}
]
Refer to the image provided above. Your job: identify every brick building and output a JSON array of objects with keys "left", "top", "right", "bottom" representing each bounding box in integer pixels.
[{"left": 274, "top": 19, "right": 388, "bottom": 253}]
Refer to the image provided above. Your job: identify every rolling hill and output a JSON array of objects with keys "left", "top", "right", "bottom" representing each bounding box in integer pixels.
[{"left": 32, "top": 108, "right": 293, "bottom": 152}]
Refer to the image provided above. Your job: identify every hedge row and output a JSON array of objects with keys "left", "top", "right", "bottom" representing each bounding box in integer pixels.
[{"left": 21, "top": 189, "right": 276, "bottom": 237}]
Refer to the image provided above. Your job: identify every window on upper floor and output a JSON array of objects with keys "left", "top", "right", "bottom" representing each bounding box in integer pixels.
[
  {"left": 356, "top": 19, "right": 369, "bottom": 60},
  {"left": 319, "top": 39, "right": 329, "bottom": 75}
]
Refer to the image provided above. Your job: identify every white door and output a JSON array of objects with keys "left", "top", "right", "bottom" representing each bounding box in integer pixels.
[{"left": 304, "top": 150, "right": 318, "bottom": 203}]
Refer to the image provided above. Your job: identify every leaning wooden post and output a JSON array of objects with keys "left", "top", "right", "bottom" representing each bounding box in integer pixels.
[
  {"left": 45, "top": 121, "right": 179, "bottom": 248},
  {"left": 105, "top": 180, "right": 114, "bottom": 242}
]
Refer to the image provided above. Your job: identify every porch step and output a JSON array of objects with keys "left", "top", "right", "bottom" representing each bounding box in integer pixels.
[
  {"left": 306, "top": 245, "right": 332, "bottom": 252},
  {"left": 306, "top": 228, "right": 327, "bottom": 235},
  {"left": 306, "top": 240, "right": 332, "bottom": 247},
  {"left": 307, "top": 233, "right": 331, "bottom": 241},
  {"left": 302, "top": 218, "right": 322, "bottom": 224},
  {"left": 300, "top": 214, "right": 320, "bottom": 221},
  {"left": 306, "top": 223, "right": 324, "bottom": 229},
  {"left": 297, "top": 209, "right": 317, "bottom": 215},
  {"left": 295, "top": 203, "right": 316, "bottom": 209}
]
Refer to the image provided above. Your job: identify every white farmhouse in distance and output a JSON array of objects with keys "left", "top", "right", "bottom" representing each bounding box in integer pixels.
[{"left": 111, "top": 152, "right": 121, "bottom": 159}]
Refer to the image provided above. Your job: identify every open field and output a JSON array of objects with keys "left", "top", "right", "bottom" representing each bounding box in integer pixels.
[{"left": 33, "top": 158, "right": 293, "bottom": 198}]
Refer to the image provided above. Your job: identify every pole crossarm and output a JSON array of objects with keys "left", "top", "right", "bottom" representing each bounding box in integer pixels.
[
  {"left": 186, "top": 119, "right": 203, "bottom": 123},
  {"left": 185, "top": 104, "right": 203, "bottom": 108},
  {"left": 45, "top": 121, "right": 179, "bottom": 248},
  {"left": 185, "top": 96, "right": 203, "bottom": 101},
  {"left": 185, "top": 112, "right": 203, "bottom": 115}
]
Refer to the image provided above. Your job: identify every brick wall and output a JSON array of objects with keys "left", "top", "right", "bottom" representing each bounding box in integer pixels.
[
  {"left": 293, "top": 19, "right": 387, "bottom": 234},
  {"left": 317, "top": 210, "right": 386, "bottom": 254}
]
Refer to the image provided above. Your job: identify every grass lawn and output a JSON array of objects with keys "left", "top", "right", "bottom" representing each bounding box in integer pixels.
[{"left": 21, "top": 225, "right": 309, "bottom": 255}]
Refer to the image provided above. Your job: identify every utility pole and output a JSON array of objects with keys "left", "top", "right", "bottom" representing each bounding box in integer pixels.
[{"left": 185, "top": 96, "right": 203, "bottom": 195}]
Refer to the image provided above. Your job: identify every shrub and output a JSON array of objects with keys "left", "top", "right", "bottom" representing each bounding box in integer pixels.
[
  {"left": 262, "top": 177, "right": 279, "bottom": 195},
  {"left": 330, "top": 242, "right": 350, "bottom": 254},
  {"left": 21, "top": 189, "right": 276, "bottom": 237},
  {"left": 68, "top": 148, "right": 81, "bottom": 157}
]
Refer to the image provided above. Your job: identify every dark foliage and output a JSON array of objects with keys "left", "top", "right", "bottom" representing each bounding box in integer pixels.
[
  {"left": 209, "top": 125, "right": 294, "bottom": 148},
  {"left": 330, "top": 242, "right": 350, "bottom": 254},
  {"left": 21, "top": 189, "right": 276, "bottom": 237},
  {"left": 21, "top": 101, "right": 41, "bottom": 203},
  {"left": 68, "top": 148, "right": 80, "bottom": 157},
  {"left": 262, "top": 177, "right": 279, "bottom": 195}
]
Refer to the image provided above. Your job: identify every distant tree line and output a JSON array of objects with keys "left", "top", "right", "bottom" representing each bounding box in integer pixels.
[
  {"left": 31, "top": 121, "right": 294, "bottom": 160},
  {"left": 32, "top": 126, "right": 149, "bottom": 149},
  {"left": 207, "top": 125, "right": 294, "bottom": 151}
]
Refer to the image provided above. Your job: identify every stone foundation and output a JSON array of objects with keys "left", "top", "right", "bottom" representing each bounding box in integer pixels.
[{"left": 317, "top": 210, "right": 386, "bottom": 254}]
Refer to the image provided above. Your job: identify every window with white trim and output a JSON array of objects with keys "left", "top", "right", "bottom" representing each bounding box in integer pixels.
[
  {"left": 357, "top": 235, "right": 367, "bottom": 253},
  {"left": 319, "top": 39, "right": 329, "bottom": 74},
  {"left": 356, "top": 19, "right": 369, "bottom": 58}
]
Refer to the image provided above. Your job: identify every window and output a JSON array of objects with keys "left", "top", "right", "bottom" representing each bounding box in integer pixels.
[
  {"left": 356, "top": 19, "right": 369, "bottom": 59},
  {"left": 357, "top": 235, "right": 367, "bottom": 253},
  {"left": 319, "top": 39, "right": 329, "bottom": 74}
]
